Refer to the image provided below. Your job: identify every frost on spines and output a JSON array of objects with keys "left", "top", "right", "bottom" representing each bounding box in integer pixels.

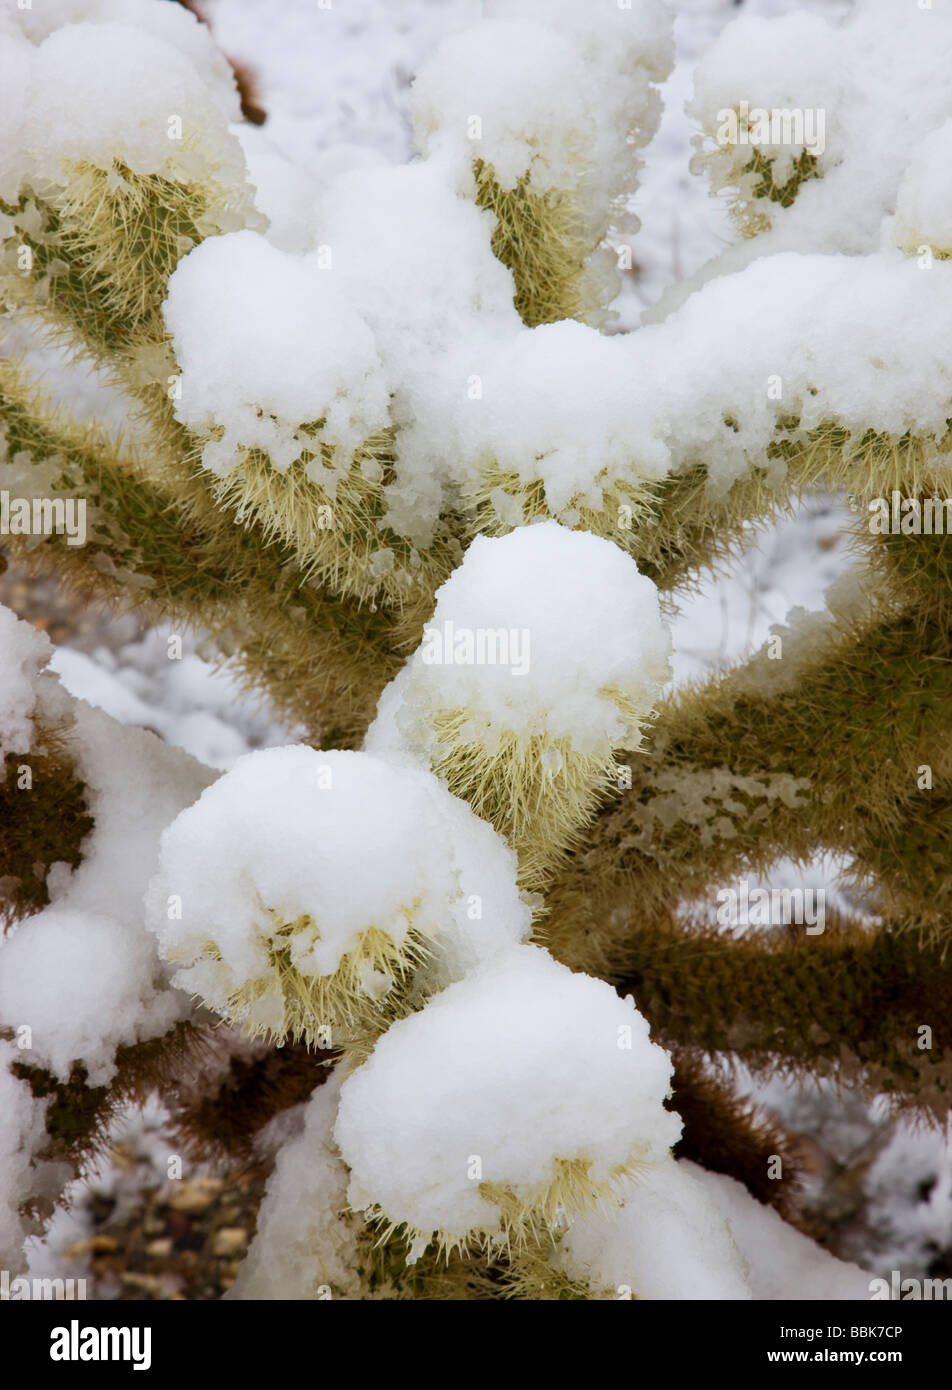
[
  {"left": 366, "top": 522, "right": 671, "bottom": 890},
  {"left": 144, "top": 747, "right": 531, "bottom": 1053},
  {"left": 333, "top": 946, "right": 682, "bottom": 1261}
]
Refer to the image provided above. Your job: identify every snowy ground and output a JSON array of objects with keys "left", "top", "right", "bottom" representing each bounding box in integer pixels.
[{"left": 11, "top": 0, "right": 951, "bottom": 1290}]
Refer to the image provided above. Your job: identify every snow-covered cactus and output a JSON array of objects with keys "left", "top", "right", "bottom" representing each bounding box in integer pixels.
[
  {"left": 146, "top": 747, "right": 531, "bottom": 1049},
  {"left": 412, "top": 0, "right": 672, "bottom": 326},
  {"left": 368, "top": 522, "right": 671, "bottom": 888},
  {"left": 334, "top": 947, "right": 681, "bottom": 1257},
  {"left": 2, "top": 0, "right": 952, "bottom": 1303}
]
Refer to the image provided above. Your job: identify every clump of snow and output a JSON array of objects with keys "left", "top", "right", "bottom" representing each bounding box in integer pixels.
[
  {"left": 411, "top": 20, "right": 591, "bottom": 194},
  {"left": 483, "top": 0, "right": 673, "bottom": 213},
  {"left": 234, "top": 124, "right": 321, "bottom": 254},
  {"left": 689, "top": 11, "right": 840, "bottom": 201},
  {"left": 485, "top": 0, "right": 672, "bottom": 81},
  {"left": 0, "top": 29, "right": 33, "bottom": 203},
  {"left": 688, "top": 1163, "right": 874, "bottom": 1300},
  {"left": 446, "top": 319, "right": 671, "bottom": 515},
  {"left": 0, "top": 606, "right": 51, "bottom": 763},
  {"left": 412, "top": 0, "right": 672, "bottom": 200},
  {"left": 635, "top": 252, "right": 952, "bottom": 496},
  {"left": 561, "top": 1156, "right": 873, "bottom": 1300},
  {"left": 890, "top": 118, "right": 952, "bottom": 259},
  {"left": 677, "top": 0, "right": 952, "bottom": 299},
  {"left": 0, "top": 1041, "right": 51, "bottom": 1271},
  {"left": 315, "top": 157, "right": 518, "bottom": 367},
  {"left": 557, "top": 1158, "right": 750, "bottom": 1300},
  {"left": 369, "top": 522, "right": 671, "bottom": 759},
  {"left": 0, "top": 686, "right": 216, "bottom": 1085},
  {"left": 22, "top": 22, "right": 245, "bottom": 190},
  {"left": 379, "top": 246, "right": 952, "bottom": 530},
  {"left": 334, "top": 945, "right": 681, "bottom": 1251},
  {"left": 145, "top": 746, "right": 530, "bottom": 1036},
  {"left": 3, "top": 0, "right": 247, "bottom": 200},
  {"left": 56, "top": 697, "right": 216, "bottom": 924},
  {"left": 164, "top": 229, "right": 390, "bottom": 475},
  {"left": 165, "top": 158, "right": 520, "bottom": 537},
  {"left": 0, "top": 908, "right": 181, "bottom": 1086},
  {"left": 312, "top": 158, "right": 520, "bottom": 543},
  {"left": 410, "top": 0, "right": 672, "bottom": 318},
  {"left": 15, "top": 0, "right": 243, "bottom": 120},
  {"left": 228, "top": 1073, "right": 363, "bottom": 1300}
]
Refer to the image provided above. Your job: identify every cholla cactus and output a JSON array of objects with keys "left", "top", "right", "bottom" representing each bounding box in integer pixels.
[
  {"left": 2, "top": 0, "right": 952, "bottom": 1303},
  {"left": 367, "top": 522, "right": 672, "bottom": 889},
  {"left": 333, "top": 947, "right": 682, "bottom": 1258},
  {"left": 145, "top": 746, "right": 532, "bottom": 1047}
]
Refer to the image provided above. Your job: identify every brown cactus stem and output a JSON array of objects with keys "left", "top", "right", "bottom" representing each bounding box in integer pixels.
[
  {"left": 0, "top": 367, "right": 406, "bottom": 743},
  {"left": 1, "top": 735, "right": 94, "bottom": 929},
  {"left": 614, "top": 916, "right": 952, "bottom": 1119},
  {"left": 9, "top": 1022, "right": 200, "bottom": 1179},
  {"left": 545, "top": 594, "right": 952, "bottom": 976},
  {"left": 850, "top": 792, "right": 952, "bottom": 942},
  {"left": 163, "top": 1036, "right": 335, "bottom": 1162},
  {"left": 667, "top": 1052, "right": 804, "bottom": 1221}
]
